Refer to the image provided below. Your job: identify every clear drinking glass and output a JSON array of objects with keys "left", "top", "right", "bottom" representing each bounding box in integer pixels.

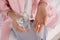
[
  {"left": 17, "top": 16, "right": 30, "bottom": 30},
  {"left": 36, "top": 25, "right": 46, "bottom": 40}
]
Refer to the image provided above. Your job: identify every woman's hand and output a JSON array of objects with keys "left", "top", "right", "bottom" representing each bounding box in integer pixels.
[
  {"left": 34, "top": 2, "right": 47, "bottom": 33},
  {"left": 7, "top": 10, "right": 27, "bottom": 32},
  {"left": 12, "top": 19, "right": 27, "bottom": 32}
]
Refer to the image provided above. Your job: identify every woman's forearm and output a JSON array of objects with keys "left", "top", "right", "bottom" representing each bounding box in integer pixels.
[{"left": 34, "top": 2, "right": 47, "bottom": 32}]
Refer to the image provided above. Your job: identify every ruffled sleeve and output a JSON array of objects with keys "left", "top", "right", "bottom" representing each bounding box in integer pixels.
[{"left": 0, "top": 0, "right": 11, "bottom": 21}]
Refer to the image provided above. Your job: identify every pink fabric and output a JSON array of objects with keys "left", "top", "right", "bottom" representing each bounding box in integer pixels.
[
  {"left": 0, "top": 0, "right": 58, "bottom": 40},
  {"left": 1, "top": 21, "right": 11, "bottom": 40},
  {"left": 40, "top": 0, "right": 50, "bottom": 3},
  {"left": 31, "top": 0, "right": 38, "bottom": 19},
  {"left": 46, "top": 5, "right": 58, "bottom": 28},
  {"left": 8, "top": 0, "right": 25, "bottom": 15},
  {"left": 0, "top": 0, "right": 11, "bottom": 40},
  {"left": 0, "top": 0, "right": 9, "bottom": 11}
]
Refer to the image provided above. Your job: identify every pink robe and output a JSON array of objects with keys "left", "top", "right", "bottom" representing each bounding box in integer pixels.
[{"left": 0, "top": 0, "right": 58, "bottom": 40}]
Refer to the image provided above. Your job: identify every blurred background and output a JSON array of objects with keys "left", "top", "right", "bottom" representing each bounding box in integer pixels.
[
  {"left": 46, "top": 0, "right": 60, "bottom": 40},
  {"left": 0, "top": 0, "right": 60, "bottom": 40}
]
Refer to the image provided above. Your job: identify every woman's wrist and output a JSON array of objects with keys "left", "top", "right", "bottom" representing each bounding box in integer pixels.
[{"left": 38, "top": 1, "right": 47, "bottom": 8}]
